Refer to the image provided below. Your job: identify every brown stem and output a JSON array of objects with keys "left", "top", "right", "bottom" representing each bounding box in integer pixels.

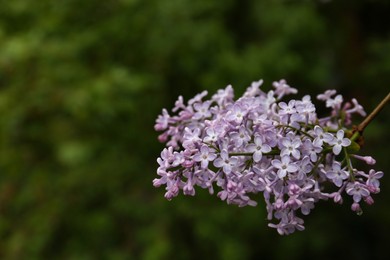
[{"left": 357, "top": 92, "right": 390, "bottom": 133}]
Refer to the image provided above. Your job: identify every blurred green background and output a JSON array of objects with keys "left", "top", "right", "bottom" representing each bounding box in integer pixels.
[{"left": 0, "top": 0, "right": 389, "bottom": 259}]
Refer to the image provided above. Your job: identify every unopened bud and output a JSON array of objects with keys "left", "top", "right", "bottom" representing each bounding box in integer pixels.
[
  {"left": 364, "top": 196, "right": 374, "bottom": 205},
  {"left": 351, "top": 202, "right": 363, "bottom": 215},
  {"left": 332, "top": 192, "right": 343, "bottom": 204},
  {"left": 352, "top": 154, "right": 376, "bottom": 165}
]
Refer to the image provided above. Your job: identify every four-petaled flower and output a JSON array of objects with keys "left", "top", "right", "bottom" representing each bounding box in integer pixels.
[
  {"left": 226, "top": 104, "right": 246, "bottom": 124},
  {"left": 272, "top": 156, "right": 299, "bottom": 179},
  {"left": 246, "top": 136, "right": 272, "bottom": 162},
  {"left": 346, "top": 182, "right": 370, "bottom": 203},
  {"left": 193, "top": 101, "right": 212, "bottom": 120},
  {"left": 329, "top": 130, "right": 351, "bottom": 155},
  {"left": 280, "top": 137, "right": 301, "bottom": 159},
  {"left": 326, "top": 162, "right": 349, "bottom": 187},
  {"left": 231, "top": 125, "right": 251, "bottom": 147},
  {"left": 213, "top": 149, "right": 238, "bottom": 174},
  {"left": 366, "top": 169, "right": 384, "bottom": 189},
  {"left": 313, "top": 126, "right": 333, "bottom": 147},
  {"left": 193, "top": 145, "right": 217, "bottom": 169}
]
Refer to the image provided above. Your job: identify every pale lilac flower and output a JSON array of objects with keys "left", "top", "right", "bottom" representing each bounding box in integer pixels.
[
  {"left": 326, "top": 94, "right": 343, "bottom": 109},
  {"left": 329, "top": 130, "right": 351, "bottom": 155},
  {"left": 226, "top": 104, "right": 246, "bottom": 124},
  {"left": 213, "top": 150, "right": 238, "bottom": 174},
  {"left": 272, "top": 156, "right": 299, "bottom": 179},
  {"left": 366, "top": 169, "right": 384, "bottom": 189},
  {"left": 193, "top": 145, "right": 217, "bottom": 169},
  {"left": 183, "top": 127, "right": 201, "bottom": 148},
  {"left": 346, "top": 182, "right": 370, "bottom": 203},
  {"left": 230, "top": 125, "right": 251, "bottom": 147},
  {"left": 263, "top": 90, "right": 277, "bottom": 111},
  {"left": 212, "top": 85, "right": 234, "bottom": 106},
  {"left": 272, "top": 79, "right": 297, "bottom": 99},
  {"left": 278, "top": 100, "right": 296, "bottom": 115},
  {"left": 280, "top": 137, "right": 301, "bottom": 159},
  {"left": 301, "top": 198, "right": 315, "bottom": 215},
  {"left": 154, "top": 109, "right": 170, "bottom": 131},
  {"left": 188, "top": 90, "right": 208, "bottom": 105},
  {"left": 302, "top": 139, "right": 322, "bottom": 162},
  {"left": 246, "top": 136, "right": 272, "bottom": 162},
  {"left": 350, "top": 98, "right": 366, "bottom": 117},
  {"left": 295, "top": 156, "right": 312, "bottom": 180},
  {"left": 312, "top": 126, "right": 333, "bottom": 147},
  {"left": 172, "top": 96, "right": 185, "bottom": 112},
  {"left": 317, "top": 89, "right": 336, "bottom": 101},
  {"left": 243, "top": 79, "right": 265, "bottom": 97},
  {"left": 296, "top": 95, "right": 316, "bottom": 114},
  {"left": 326, "top": 162, "right": 349, "bottom": 187},
  {"left": 193, "top": 101, "right": 212, "bottom": 120},
  {"left": 203, "top": 128, "right": 218, "bottom": 143}
]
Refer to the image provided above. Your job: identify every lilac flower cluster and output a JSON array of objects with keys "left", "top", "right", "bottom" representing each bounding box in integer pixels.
[{"left": 153, "top": 79, "right": 383, "bottom": 235}]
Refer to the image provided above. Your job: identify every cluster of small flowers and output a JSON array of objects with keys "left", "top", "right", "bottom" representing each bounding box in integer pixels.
[{"left": 153, "top": 79, "right": 383, "bottom": 235}]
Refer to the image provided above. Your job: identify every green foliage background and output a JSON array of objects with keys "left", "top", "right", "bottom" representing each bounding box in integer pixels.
[{"left": 0, "top": 0, "right": 389, "bottom": 259}]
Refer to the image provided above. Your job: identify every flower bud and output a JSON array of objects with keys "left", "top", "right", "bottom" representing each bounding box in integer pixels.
[
  {"left": 351, "top": 202, "right": 363, "bottom": 215},
  {"left": 352, "top": 154, "right": 376, "bottom": 165},
  {"left": 364, "top": 196, "right": 374, "bottom": 205},
  {"left": 332, "top": 192, "right": 343, "bottom": 204}
]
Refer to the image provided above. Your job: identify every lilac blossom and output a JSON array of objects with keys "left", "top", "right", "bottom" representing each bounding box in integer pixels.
[
  {"left": 272, "top": 156, "right": 299, "bottom": 179},
  {"left": 346, "top": 182, "right": 370, "bottom": 203},
  {"left": 317, "top": 89, "right": 336, "bottom": 101},
  {"left": 226, "top": 104, "right": 246, "bottom": 124},
  {"left": 154, "top": 78, "right": 384, "bottom": 235},
  {"left": 326, "top": 94, "right": 343, "bottom": 109},
  {"left": 280, "top": 137, "right": 301, "bottom": 159},
  {"left": 154, "top": 109, "right": 171, "bottom": 131},
  {"left": 329, "top": 130, "right": 351, "bottom": 155},
  {"left": 193, "top": 101, "right": 212, "bottom": 120},
  {"left": 213, "top": 150, "right": 238, "bottom": 174},
  {"left": 366, "top": 169, "right": 384, "bottom": 190},
  {"left": 272, "top": 79, "right": 298, "bottom": 99},
  {"left": 246, "top": 135, "right": 272, "bottom": 162},
  {"left": 312, "top": 126, "right": 333, "bottom": 147},
  {"left": 326, "top": 162, "right": 349, "bottom": 187},
  {"left": 278, "top": 100, "right": 296, "bottom": 115},
  {"left": 230, "top": 125, "right": 251, "bottom": 147},
  {"left": 193, "top": 145, "right": 217, "bottom": 169},
  {"left": 302, "top": 139, "right": 322, "bottom": 162}
]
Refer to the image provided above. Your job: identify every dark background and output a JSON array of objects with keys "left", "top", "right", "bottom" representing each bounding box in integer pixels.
[{"left": 0, "top": 0, "right": 389, "bottom": 259}]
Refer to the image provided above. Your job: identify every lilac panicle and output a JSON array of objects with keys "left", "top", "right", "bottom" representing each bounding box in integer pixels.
[{"left": 154, "top": 79, "right": 383, "bottom": 235}]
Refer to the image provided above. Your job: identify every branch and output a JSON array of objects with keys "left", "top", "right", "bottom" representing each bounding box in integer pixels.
[{"left": 357, "top": 92, "right": 390, "bottom": 134}]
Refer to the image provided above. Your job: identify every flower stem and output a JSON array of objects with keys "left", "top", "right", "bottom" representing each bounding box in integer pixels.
[
  {"left": 357, "top": 92, "right": 390, "bottom": 134},
  {"left": 343, "top": 147, "right": 355, "bottom": 182}
]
